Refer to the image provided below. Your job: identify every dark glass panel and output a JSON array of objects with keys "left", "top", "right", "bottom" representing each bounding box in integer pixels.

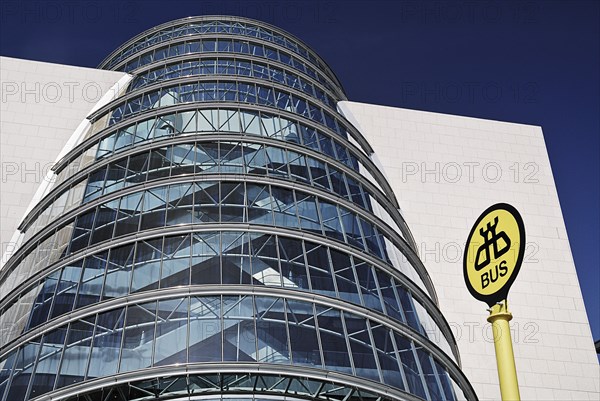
[
  {"left": 223, "top": 296, "right": 256, "bottom": 362},
  {"left": 50, "top": 261, "right": 83, "bottom": 319},
  {"left": 394, "top": 334, "right": 427, "bottom": 399},
  {"left": 154, "top": 298, "right": 189, "bottom": 366},
  {"left": 88, "top": 308, "right": 125, "bottom": 378},
  {"left": 286, "top": 300, "right": 321, "bottom": 367},
  {"left": 371, "top": 324, "right": 405, "bottom": 390},
  {"left": 120, "top": 302, "right": 157, "bottom": 372},
  {"left": 316, "top": 306, "right": 352, "bottom": 375},
  {"left": 26, "top": 270, "right": 60, "bottom": 330},
  {"left": 101, "top": 245, "right": 133, "bottom": 300},
  {"left": 354, "top": 263, "right": 384, "bottom": 313},
  {"left": 56, "top": 319, "right": 95, "bottom": 388},
  {"left": 190, "top": 232, "right": 221, "bottom": 285},
  {"left": 160, "top": 235, "right": 191, "bottom": 288},
  {"left": 329, "top": 250, "right": 361, "bottom": 305},
  {"left": 189, "top": 296, "right": 221, "bottom": 362},
  {"left": 76, "top": 252, "right": 108, "bottom": 307},
  {"left": 131, "top": 238, "right": 162, "bottom": 293},
  {"left": 344, "top": 314, "right": 379, "bottom": 382},
  {"left": 28, "top": 329, "right": 66, "bottom": 398}
]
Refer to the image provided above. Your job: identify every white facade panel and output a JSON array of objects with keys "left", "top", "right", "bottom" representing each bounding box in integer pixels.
[
  {"left": 339, "top": 100, "right": 599, "bottom": 401},
  {"left": 0, "top": 57, "right": 127, "bottom": 258}
]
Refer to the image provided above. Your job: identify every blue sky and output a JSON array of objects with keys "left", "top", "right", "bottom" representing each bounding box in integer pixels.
[{"left": 1, "top": 0, "right": 598, "bottom": 340}]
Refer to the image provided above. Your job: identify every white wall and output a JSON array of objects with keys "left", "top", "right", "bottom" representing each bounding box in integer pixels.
[
  {"left": 339, "top": 100, "right": 599, "bottom": 401},
  {"left": 0, "top": 57, "right": 126, "bottom": 256}
]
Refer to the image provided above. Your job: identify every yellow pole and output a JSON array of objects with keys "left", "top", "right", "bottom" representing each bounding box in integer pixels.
[{"left": 487, "top": 300, "right": 520, "bottom": 401}]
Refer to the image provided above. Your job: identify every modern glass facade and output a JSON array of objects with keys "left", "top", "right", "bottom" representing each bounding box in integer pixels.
[{"left": 0, "top": 16, "right": 477, "bottom": 401}]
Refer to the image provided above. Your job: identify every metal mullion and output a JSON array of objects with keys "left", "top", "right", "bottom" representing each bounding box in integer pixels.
[
  {"left": 364, "top": 319, "right": 385, "bottom": 384},
  {"left": 389, "top": 277, "right": 409, "bottom": 325},
  {"left": 388, "top": 327, "right": 410, "bottom": 395},
  {"left": 429, "top": 355, "right": 449, "bottom": 401},
  {"left": 410, "top": 341, "right": 432, "bottom": 401},
  {"left": 219, "top": 295, "right": 224, "bottom": 363},
  {"left": 338, "top": 309, "right": 356, "bottom": 377},
  {"left": 306, "top": 302, "right": 325, "bottom": 370},
  {"left": 369, "top": 263, "right": 387, "bottom": 318},
  {"left": 21, "top": 332, "right": 46, "bottom": 401},
  {"left": 349, "top": 254, "right": 367, "bottom": 310},
  {"left": 1, "top": 347, "right": 21, "bottom": 401},
  {"left": 50, "top": 321, "right": 72, "bottom": 394}
]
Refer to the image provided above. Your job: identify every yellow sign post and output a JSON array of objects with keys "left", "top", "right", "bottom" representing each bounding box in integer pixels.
[
  {"left": 463, "top": 203, "right": 525, "bottom": 401},
  {"left": 488, "top": 300, "right": 520, "bottom": 401}
]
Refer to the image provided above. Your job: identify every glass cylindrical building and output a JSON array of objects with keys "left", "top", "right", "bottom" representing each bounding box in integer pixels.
[{"left": 0, "top": 16, "right": 477, "bottom": 401}]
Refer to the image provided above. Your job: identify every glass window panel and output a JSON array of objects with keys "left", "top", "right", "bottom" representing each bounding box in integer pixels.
[
  {"left": 147, "top": 148, "right": 171, "bottom": 180},
  {"left": 271, "top": 187, "right": 297, "bottom": 228},
  {"left": 189, "top": 296, "right": 222, "bottom": 362},
  {"left": 246, "top": 184, "right": 274, "bottom": 225},
  {"left": 397, "top": 287, "right": 421, "bottom": 332},
  {"left": 394, "top": 334, "right": 427, "bottom": 399},
  {"left": 120, "top": 302, "right": 157, "bottom": 372},
  {"left": 249, "top": 234, "right": 282, "bottom": 287},
  {"left": 70, "top": 210, "right": 95, "bottom": 253},
  {"left": 304, "top": 243, "right": 335, "bottom": 297},
  {"left": 131, "top": 238, "right": 163, "bottom": 293},
  {"left": 27, "top": 270, "right": 61, "bottom": 330},
  {"left": 154, "top": 298, "right": 189, "bottom": 366},
  {"left": 193, "top": 182, "right": 220, "bottom": 223},
  {"left": 316, "top": 306, "right": 352, "bottom": 375},
  {"left": 330, "top": 250, "right": 361, "bottom": 305},
  {"left": 168, "top": 144, "right": 196, "bottom": 176},
  {"left": 371, "top": 323, "right": 405, "bottom": 389},
  {"left": 100, "top": 245, "right": 134, "bottom": 299},
  {"left": 88, "top": 308, "right": 125, "bottom": 378},
  {"left": 6, "top": 340, "right": 40, "bottom": 401},
  {"left": 244, "top": 144, "right": 267, "bottom": 176},
  {"left": 220, "top": 181, "right": 246, "bottom": 222},
  {"left": 344, "top": 314, "right": 379, "bottom": 382},
  {"left": 166, "top": 183, "right": 194, "bottom": 226},
  {"left": 435, "top": 360, "right": 458, "bottom": 401},
  {"left": 255, "top": 297, "right": 290, "bottom": 364},
  {"left": 161, "top": 235, "right": 191, "bottom": 288},
  {"left": 50, "top": 261, "right": 83, "bottom": 319},
  {"left": 28, "top": 329, "right": 66, "bottom": 398},
  {"left": 222, "top": 232, "right": 251, "bottom": 285},
  {"left": 76, "top": 253, "right": 108, "bottom": 308},
  {"left": 103, "top": 159, "right": 128, "bottom": 195},
  {"left": 115, "top": 192, "right": 143, "bottom": 236},
  {"left": 417, "top": 346, "right": 444, "bottom": 401},
  {"left": 90, "top": 201, "right": 118, "bottom": 245},
  {"left": 140, "top": 187, "right": 167, "bottom": 231},
  {"left": 376, "top": 271, "right": 404, "bottom": 322},
  {"left": 191, "top": 232, "right": 221, "bottom": 285},
  {"left": 295, "top": 193, "right": 320, "bottom": 233},
  {"left": 319, "top": 201, "right": 344, "bottom": 241},
  {"left": 223, "top": 296, "right": 256, "bottom": 362},
  {"left": 354, "top": 262, "right": 384, "bottom": 312},
  {"left": 125, "top": 151, "right": 149, "bottom": 186},
  {"left": 286, "top": 300, "right": 321, "bottom": 368},
  {"left": 57, "top": 319, "right": 95, "bottom": 388}
]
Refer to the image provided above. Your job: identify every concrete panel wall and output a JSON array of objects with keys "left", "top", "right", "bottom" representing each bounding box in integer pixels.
[
  {"left": 0, "top": 57, "right": 126, "bottom": 255},
  {"left": 340, "top": 100, "right": 599, "bottom": 401}
]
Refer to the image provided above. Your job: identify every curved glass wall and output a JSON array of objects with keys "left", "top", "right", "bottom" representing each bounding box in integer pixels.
[{"left": 0, "top": 15, "right": 476, "bottom": 401}]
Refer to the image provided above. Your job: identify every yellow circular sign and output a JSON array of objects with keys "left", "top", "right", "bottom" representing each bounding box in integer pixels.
[{"left": 463, "top": 203, "right": 525, "bottom": 306}]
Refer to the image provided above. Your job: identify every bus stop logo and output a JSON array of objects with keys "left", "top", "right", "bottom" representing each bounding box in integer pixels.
[
  {"left": 475, "top": 216, "right": 511, "bottom": 288},
  {"left": 464, "top": 203, "right": 525, "bottom": 306}
]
